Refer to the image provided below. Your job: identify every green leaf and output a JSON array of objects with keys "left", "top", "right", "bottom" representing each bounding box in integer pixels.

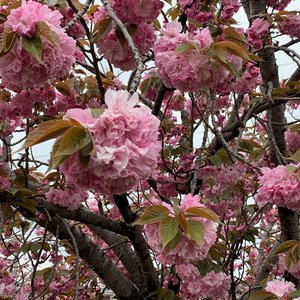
[
  {"left": 56, "top": 126, "right": 91, "bottom": 156},
  {"left": 48, "top": 137, "right": 69, "bottom": 171},
  {"left": 134, "top": 205, "right": 170, "bottom": 225},
  {"left": 185, "top": 207, "right": 220, "bottom": 223},
  {"left": 159, "top": 216, "right": 179, "bottom": 249},
  {"left": 187, "top": 220, "right": 205, "bottom": 247},
  {"left": 175, "top": 43, "right": 198, "bottom": 54},
  {"left": 90, "top": 108, "right": 105, "bottom": 118},
  {"left": 36, "top": 21, "right": 60, "bottom": 47},
  {"left": 164, "top": 229, "right": 182, "bottom": 254},
  {"left": 18, "top": 120, "right": 79, "bottom": 151},
  {"left": 22, "top": 33, "right": 43, "bottom": 63},
  {"left": 290, "top": 151, "right": 300, "bottom": 162}
]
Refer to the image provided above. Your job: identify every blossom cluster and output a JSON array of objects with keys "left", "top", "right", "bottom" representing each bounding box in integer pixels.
[
  {"left": 0, "top": 1, "right": 76, "bottom": 91},
  {"left": 176, "top": 264, "right": 230, "bottom": 300},
  {"left": 154, "top": 22, "right": 235, "bottom": 92},
  {"left": 93, "top": 0, "right": 162, "bottom": 70},
  {"left": 179, "top": 0, "right": 214, "bottom": 24},
  {"left": 220, "top": 0, "right": 240, "bottom": 21},
  {"left": 277, "top": 14, "right": 300, "bottom": 39},
  {"left": 60, "top": 89, "right": 161, "bottom": 197},
  {"left": 266, "top": 0, "right": 291, "bottom": 10},
  {"left": 45, "top": 187, "right": 89, "bottom": 210},
  {"left": 246, "top": 18, "right": 270, "bottom": 50},
  {"left": 144, "top": 194, "right": 217, "bottom": 265},
  {"left": 256, "top": 165, "right": 300, "bottom": 211}
]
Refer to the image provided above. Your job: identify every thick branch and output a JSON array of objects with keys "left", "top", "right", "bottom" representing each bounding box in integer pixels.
[
  {"left": 35, "top": 215, "right": 141, "bottom": 299},
  {"left": 114, "top": 195, "right": 159, "bottom": 293}
]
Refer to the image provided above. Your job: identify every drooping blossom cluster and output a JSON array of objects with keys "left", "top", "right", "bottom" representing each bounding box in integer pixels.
[
  {"left": 60, "top": 89, "right": 161, "bottom": 197},
  {"left": 144, "top": 194, "right": 217, "bottom": 265},
  {"left": 176, "top": 264, "right": 230, "bottom": 300},
  {"left": 93, "top": 7, "right": 156, "bottom": 70},
  {"left": 179, "top": 0, "right": 214, "bottom": 24},
  {"left": 232, "top": 63, "right": 262, "bottom": 94},
  {"left": 285, "top": 130, "right": 300, "bottom": 153},
  {"left": 60, "top": 7, "right": 86, "bottom": 39},
  {"left": 0, "top": 1, "right": 76, "bottom": 90},
  {"left": 246, "top": 18, "right": 270, "bottom": 50},
  {"left": 255, "top": 165, "right": 300, "bottom": 211},
  {"left": 154, "top": 22, "right": 235, "bottom": 92},
  {"left": 277, "top": 14, "right": 300, "bottom": 39},
  {"left": 266, "top": 0, "right": 291, "bottom": 10},
  {"left": 265, "top": 279, "right": 295, "bottom": 297},
  {"left": 111, "top": 0, "right": 163, "bottom": 24},
  {"left": 45, "top": 187, "right": 88, "bottom": 210},
  {"left": 220, "top": 0, "right": 240, "bottom": 21},
  {"left": 198, "top": 164, "right": 247, "bottom": 218}
]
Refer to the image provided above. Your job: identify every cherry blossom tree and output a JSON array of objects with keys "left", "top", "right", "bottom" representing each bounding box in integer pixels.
[{"left": 0, "top": 0, "right": 300, "bottom": 299}]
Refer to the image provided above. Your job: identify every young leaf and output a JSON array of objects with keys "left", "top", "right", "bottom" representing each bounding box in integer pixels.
[
  {"left": 22, "top": 33, "right": 43, "bottom": 63},
  {"left": 164, "top": 229, "right": 182, "bottom": 254},
  {"left": 36, "top": 21, "right": 60, "bottom": 47},
  {"left": 178, "top": 212, "right": 189, "bottom": 234},
  {"left": 248, "top": 291, "right": 277, "bottom": 300},
  {"left": 212, "top": 40, "right": 255, "bottom": 62},
  {"left": 18, "top": 120, "right": 79, "bottom": 151},
  {"left": 159, "top": 216, "right": 179, "bottom": 249},
  {"left": 91, "top": 18, "right": 112, "bottom": 44},
  {"left": 0, "top": 28, "right": 17, "bottom": 53},
  {"left": 185, "top": 207, "right": 220, "bottom": 223},
  {"left": 56, "top": 126, "right": 91, "bottom": 156},
  {"left": 274, "top": 240, "right": 299, "bottom": 255},
  {"left": 175, "top": 43, "right": 197, "bottom": 54},
  {"left": 187, "top": 220, "right": 205, "bottom": 247},
  {"left": 134, "top": 205, "right": 170, "bottom": 225},
  {"left": 48, "top": 137, "right": 68, "bottom": 171}
]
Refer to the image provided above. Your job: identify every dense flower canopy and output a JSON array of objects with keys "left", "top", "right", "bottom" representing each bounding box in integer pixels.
[{"left": 0, "top": 0, "right": 300, "bottom": 299}]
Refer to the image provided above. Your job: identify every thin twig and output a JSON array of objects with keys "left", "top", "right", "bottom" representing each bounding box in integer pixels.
[
  {"left": 100, "top": 0, "right": 144, "bottom": 94},
  {"left": 64, "top": 0, "right": 93, "bottom": 32},
  {"left": 56, "top": 215, "right": 80, "bottom": 300}
]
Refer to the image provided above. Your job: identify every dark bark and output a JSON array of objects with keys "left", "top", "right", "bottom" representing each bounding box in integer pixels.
[
  {"left": 34, "top": 214, "right": 142, "bottom": 300},
  {"left": 89, "top": 226, "right": 148, "bottom": 294},
  {"left": 114, "top": 195, "right": 159, "bottom": 293}
]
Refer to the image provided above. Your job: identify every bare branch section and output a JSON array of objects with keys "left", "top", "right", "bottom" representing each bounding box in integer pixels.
[
  {"left": 100, "top": 0, "right": 144, "bottom": 94},
  {"left": 114, "top": 194, "right": 159, "bottom": 293},
  {"left": 41, "top": 216, "right": 142, "bottom": 300},
  {"left": 64, "top": 0, "right": 93, "bottom": 31}
]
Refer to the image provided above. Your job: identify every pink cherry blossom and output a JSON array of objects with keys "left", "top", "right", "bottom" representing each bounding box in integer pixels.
[
  {"left": 60, "top": 89, "right": 161, "bottom": 196},
  {"left": 256, "top": 165, "right": 300, "bottom": 210},
  {"left": 0, "top": 1, "right": 76, "bottom": 90},
  {"left": 265, "top": 279, "right": 295, "bottom": 297}
]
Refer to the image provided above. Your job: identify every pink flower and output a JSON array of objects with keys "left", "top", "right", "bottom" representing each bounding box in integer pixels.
[
  {"left": 111, "top": 0, "right": 163, "bottom": 24},
  {"left": 94, "top": 9, "right": 155, "bottom": 71},
  {"left": 285, "top": 130, "right": 300, "bottom": 153},
  {"left": 0, "top": 1, "right": 76, "bottom": 90},
  {"left": 60, "top": 89, "right": 161, "bottom": 195},
  {"left": 277, "top": 14, "right": 300, "bottom": 39},
  {"left": 154, "top": 22, "right": 234, "bottom": 92},
  {"left": 45, "top": 187, "right": 88, "bottom": 210},
  {"left": 144, "top": 194, "right": 217, "bottom": 265},
  {"left": 265, "top": 279, "right": 295, "bottom": 297},
  {"left": 256, "top": 165, "right": 300, "bottom": 211},
  {"left": 246, "top": 18, "right": 269, "bottom": 50},
  {"left": 176, "top": 264, "right": 230, "bottom": 300}
]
